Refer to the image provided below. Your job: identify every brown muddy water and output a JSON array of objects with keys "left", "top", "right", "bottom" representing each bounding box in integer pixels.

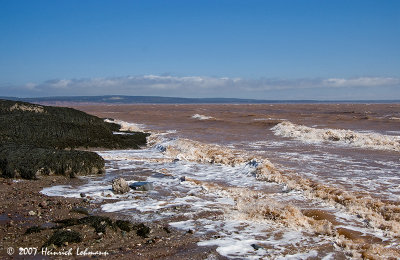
[{"left": 43, "top": 103, "right": 400, "bottom": 259}]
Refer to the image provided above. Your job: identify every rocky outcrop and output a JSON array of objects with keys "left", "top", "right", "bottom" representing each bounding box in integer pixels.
[
  {"left": 0, "top": 99, "right": 150, "bottom": 179},
  {"left": 0, "top": 145, "right": 105, "bottom": 179}
]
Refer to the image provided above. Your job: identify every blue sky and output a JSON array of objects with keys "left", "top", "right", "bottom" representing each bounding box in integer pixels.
[{"left": 0, "top": 0, "right": 399, "bottom": 99}]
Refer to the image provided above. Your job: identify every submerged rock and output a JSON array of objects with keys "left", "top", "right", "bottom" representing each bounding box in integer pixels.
[
  {"left": 112, "top": 178, "right": 130, "bottom": 194},
  {"left": 130, "top": 182, "right": 154, "bottom": 191}
]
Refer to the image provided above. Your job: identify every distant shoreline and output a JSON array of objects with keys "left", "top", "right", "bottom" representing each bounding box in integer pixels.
[{"left": 1, "top": 95, "right": 399, "bottom": 105}]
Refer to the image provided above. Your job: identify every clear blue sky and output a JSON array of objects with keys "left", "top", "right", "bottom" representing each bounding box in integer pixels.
[{"left": 0, "top": 0, "right": 399, "bottom": 99}]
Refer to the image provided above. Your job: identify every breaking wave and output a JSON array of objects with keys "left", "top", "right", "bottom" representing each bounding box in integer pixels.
[
  {"left": 154, "top": 137, "right": 400, "bottom": 256},
  {"left": 102, "top": 119, "right": 400, "bottom": 246},
  {"left": 271, "top": 121, "right": 400, "bottom": 152},
  {"left": 80, "top": 118, "right": 400, "bottom": 258},
  {"left": 191, "top": 114, "right": 215, "bottom": 120},
  {"left": 104, "top": 118, "right": 146, "bottom": 132}
]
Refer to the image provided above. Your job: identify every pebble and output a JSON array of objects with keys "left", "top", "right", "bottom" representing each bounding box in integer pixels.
[
  {"left": 39, "top": 201, "right": 48, "bottom": 208},
  {"left": 129, "top": 182, "right": 154, "bottom": 191},
  {"left": 28, "top": 210, "right": 36, "bottom": 216},
  {"left": 251, "top": 244, "right": 264, "bottom": 250}
]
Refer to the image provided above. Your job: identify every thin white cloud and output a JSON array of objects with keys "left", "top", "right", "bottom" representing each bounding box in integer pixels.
[
  {"left": 323, "top": 77, "right": 400, "bottom": 87},
  {"left": 2, "top": 75, "right": 399, "bottom": 99}
]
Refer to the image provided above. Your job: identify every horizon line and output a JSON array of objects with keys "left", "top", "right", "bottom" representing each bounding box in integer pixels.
[{"left": 1, "top": 95, "right": 399, "bottom": 104}]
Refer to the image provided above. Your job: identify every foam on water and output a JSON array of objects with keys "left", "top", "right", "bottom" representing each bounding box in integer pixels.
[
  {"left": 41, "top": 125, "right": 400, "bottom": 258},
  {"left": 104, "top": 118, "right": 146, "bottom": 132},
  {"left": 271, "top": 121, "right": 400, "bottom": 152},
  {"left": 191, "top": 114, "right": 215, "bottom": 120}
]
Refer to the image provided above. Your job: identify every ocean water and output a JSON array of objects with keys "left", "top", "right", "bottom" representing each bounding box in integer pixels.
[{"left": 42, "top": 104, "right": 400, "bottom": 259}]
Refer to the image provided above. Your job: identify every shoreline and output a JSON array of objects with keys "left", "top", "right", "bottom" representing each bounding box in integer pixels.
[{"left": 0, "top": 175, "right": 223, "bottom": 259}]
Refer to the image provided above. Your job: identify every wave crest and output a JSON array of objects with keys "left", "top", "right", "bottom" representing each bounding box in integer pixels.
[
  {"left": 157, "top": 136, "right": 400, "bottom": 240},
  {"left": 271, "top": 121, "right": 400, "bottom": 152}
]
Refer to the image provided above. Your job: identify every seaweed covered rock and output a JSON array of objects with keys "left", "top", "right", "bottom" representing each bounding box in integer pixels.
[
  {"left": 0, "top": 144, "right": 105, "bottom": 179},
  {"left": 115, "top": 220, "right": 134, "bottom": 232},
  {"left": 0, "top": 99, "right": 150, "bottom": 149},
  {"left": 43, "top": 230, "right": 82, "bottom": 247},
  {"left": 135, "top": 223, "right": 151, "bottom": 238},
  {"left": 25, "top": 226, "right": 45, "bottom": 234},
  {"left": 55, "top": 216, "right": 114, "bottom": 234},
  {"left": 0, "top": 99, "right": 150, "bottom": 179}
]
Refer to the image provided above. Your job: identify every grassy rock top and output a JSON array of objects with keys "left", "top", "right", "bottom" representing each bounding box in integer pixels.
[{"left": 0, "top": 99, "right": 150, "bottom": 179}]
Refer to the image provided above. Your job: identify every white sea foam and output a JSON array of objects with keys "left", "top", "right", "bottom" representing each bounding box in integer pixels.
[
  {"left": 40, "top": 123, "right": 400, "bottom": 259},
  {"left": 157, "top": 137, "right": 400, "bottom": 244},
  {"left": 271, "top": 121, "right": 400, "bottom": 152},
  {"left": 104, "top": 118, "right": 146, "bottom": 132},
  {"left": 191, "top": 114, "right": 215, "bottom": 120}
]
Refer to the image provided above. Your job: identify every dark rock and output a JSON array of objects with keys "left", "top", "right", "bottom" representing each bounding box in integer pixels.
[
  {"left": 0, "top": 99, "right": 151, "bottom": 180},
  {"left": 116, "top": 220, "right": 133, "bottom": 232},
  {"left": 0, "top": 145, "right": 105, "bottom": 179},
  {"left": 130, "top": 182, "right": 154, "bottom": 191},
  {"left": 163, "top": 226, "right": 171, "bottom": 233},
  {"left": 71, "top": 207, "right": 90, "bottom": 215},
  {"left": 54, "top": 218, "right": 81, "bottom": 227},
  {"left": 247, "top": 160, "right": 259, "bottom": 167},
  {"left": 43, "top": 230, "right": 82, "bottom": 247},
  {"left": 25, "top": 225, "right": 45, "bottom": 234},
  {"left": 155, "top": 145, "right": 166, "bottom": 152},
  {"left": 79, "top": 216, "right": 113, "bottom": 234},
  {"left": 135, "top": 223, "right": 151, "bottom": 238},
  {"left": 251, "top": 244, "right": 264, "bottom": 250},
  {"left": 80, "top": 193, "right": 86, "bottom": 198},
  {"left": 179, "top": 176, "right": 186, "bottom": 182},
  {"left": 112, "top": 178, "right": 130, "bottom": 194},
  {"left": 55, "top": 215, "right": 114, "bottom": 234}
]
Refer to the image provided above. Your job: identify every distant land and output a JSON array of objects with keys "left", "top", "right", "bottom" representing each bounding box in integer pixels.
[{"left": 1, "top": 95, "right": 399, "bottom": 104}]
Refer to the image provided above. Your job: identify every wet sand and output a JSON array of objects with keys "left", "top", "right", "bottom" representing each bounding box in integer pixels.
[{"left": 0, "top": 176, "right": 222, "bottom": 259}]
